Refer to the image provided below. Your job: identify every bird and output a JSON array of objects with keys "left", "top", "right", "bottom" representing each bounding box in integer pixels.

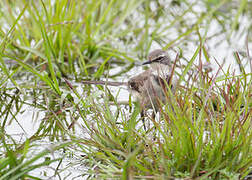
[
  {"left": 82, "top": 49, "right": 177, "bottom": 130},
  {"left": 128, "top": 49, "right": 176, "bottom": 110}
]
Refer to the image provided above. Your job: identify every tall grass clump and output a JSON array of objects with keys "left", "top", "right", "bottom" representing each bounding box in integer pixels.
[{"left": 66, "top": 46, "right": 252, "bottom": 179}]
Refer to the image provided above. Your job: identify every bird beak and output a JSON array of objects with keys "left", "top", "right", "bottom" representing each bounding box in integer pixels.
[{"left": 142, "top": 60, "right": 151, "bottom": 65}]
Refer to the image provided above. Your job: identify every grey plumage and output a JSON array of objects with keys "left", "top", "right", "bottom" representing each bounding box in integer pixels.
[{"left": 128, "top": 49, "right": 176, "bottom": 111}]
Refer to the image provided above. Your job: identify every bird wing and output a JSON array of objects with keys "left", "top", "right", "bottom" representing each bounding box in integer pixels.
[{"left": 128, "top": 70, "right": 151, "bottom": 93}]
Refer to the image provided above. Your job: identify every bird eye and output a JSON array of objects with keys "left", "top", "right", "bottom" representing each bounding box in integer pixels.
[{"left": 153, "top": 56, "right": 164, "bottom": 62}]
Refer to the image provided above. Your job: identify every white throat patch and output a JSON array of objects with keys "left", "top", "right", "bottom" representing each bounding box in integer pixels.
[{"left": 150, "top": 63, "right": 170, "bottom": 78}]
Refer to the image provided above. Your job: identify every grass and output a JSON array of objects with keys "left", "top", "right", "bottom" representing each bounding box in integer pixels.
[
  {"left": 0, "top": 0, "right": 252, "bottom": 179},
  {"left": 70, "top": 51, "right": 251, "bottom": 179}
]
